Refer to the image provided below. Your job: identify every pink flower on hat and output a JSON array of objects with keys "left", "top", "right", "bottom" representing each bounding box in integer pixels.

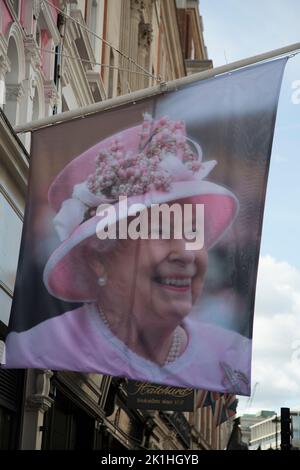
[
  {"left": 86, "top": 113, "right": 204, "bottom": 201},
  {"left": 50, "top": 114, "right": 220, "bottom": 243}
]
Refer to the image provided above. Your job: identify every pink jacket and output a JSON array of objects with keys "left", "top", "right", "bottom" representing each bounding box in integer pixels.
[{"left": 4, "top": 303, "right": 251, "bottom": 395}]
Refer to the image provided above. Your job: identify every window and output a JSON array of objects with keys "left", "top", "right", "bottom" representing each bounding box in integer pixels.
[
  {"left": 36, "top": 25, "right": 41, "bottom": 49},
  {"left": 0, "top": 189, "right": 22, "bottom": 326},
  {"left": 0, "top": 367, "right": 24, "bottom": 450},
  {"left": 85, "top": 0, "right": 105, "bottom": 63},
  {"left": 43, "top": 388, "right": 95, "bottom": 450},
  {"left": 108, "top": 48, "right": 115, "bottom": 98}
]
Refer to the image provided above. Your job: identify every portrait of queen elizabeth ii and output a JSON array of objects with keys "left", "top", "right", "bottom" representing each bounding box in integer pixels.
[{"left": 5, "top": 113, "right": 251, "bottom": 395}]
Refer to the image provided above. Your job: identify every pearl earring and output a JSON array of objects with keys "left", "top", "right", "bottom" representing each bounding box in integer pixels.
[{"left": 97, "top": 274, "right": 107, "bottom": 287}]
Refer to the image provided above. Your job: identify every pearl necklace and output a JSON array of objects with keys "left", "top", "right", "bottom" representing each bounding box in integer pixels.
[
  {"left": 97, "top": 305, "right": 182, "bottom": 365},
  {"left": 164, "top": 327, "right": 182, "bottom": 364}
]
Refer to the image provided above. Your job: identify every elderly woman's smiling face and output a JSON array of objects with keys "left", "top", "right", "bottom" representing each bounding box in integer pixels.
[{"left": 91, "top": 198, "right": 208, "bottom": 326}]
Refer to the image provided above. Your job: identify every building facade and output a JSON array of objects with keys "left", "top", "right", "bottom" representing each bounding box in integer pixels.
[
  {"left": 291, "top": 411, "right": 300, "bottom": 449},
  {"left": 240, "top": 410, "right": 276, "bottom": 447},
  {"left": 249, "top": 413, "right": 280, "bottom": 450},
  {"left": 251, "top": 411, "right": 300, "bottom": 451},
  {"left": 0, "top": 0, "right": 233, "bottom": 450}
]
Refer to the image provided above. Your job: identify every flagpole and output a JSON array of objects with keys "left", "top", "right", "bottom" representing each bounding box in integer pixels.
[{"left": 14, "top": 41, "right": 300, "bottom": 134}]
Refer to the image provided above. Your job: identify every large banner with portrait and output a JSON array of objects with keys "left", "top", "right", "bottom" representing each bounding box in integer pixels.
[{"left": 3, "top": 59, "right": 287, "bottom": 395}]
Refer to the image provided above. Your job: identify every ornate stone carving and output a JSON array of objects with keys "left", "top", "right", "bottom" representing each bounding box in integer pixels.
[
  {"left": 24, "top": 36, "right": 42, "bottom": 68},
  {"left": 44, "top": 80, "right": 59, "bottom": 106},
  {"left": 0, "top": 55, "right": 11, "bottom": 76},
  {"left": 26, "top": 370, "right": 54, "bottom": 412},
  {"left": 131, "top": 0, "right": 145, "bottom": 21},
  {"left": 139, "top": 22, "right": 153, "bottom": 49},
  {"left": 6, "top": 83, "right": 25, "bottom": 101},
  {"left": 131, "top": 0, "right": 145, "bottom": 10},
  {"left": 33, "top": 0, "right": 41, "bottom": 20}
]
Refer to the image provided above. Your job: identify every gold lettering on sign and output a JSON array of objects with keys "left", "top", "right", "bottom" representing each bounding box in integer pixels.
[{"left": 130, "top": 382, "right": 193, "bottom": 397}]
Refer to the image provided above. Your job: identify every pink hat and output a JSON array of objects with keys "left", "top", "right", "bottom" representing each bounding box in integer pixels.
[{"left": 43, "top": 114, "right": 238, "bottom": 302}]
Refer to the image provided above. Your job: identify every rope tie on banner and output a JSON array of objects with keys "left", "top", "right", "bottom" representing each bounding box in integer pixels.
[
  {"left": 288, "top": 49, "right": 300, "bottom": 58},
  {"left": 159, "top": 81, "right": 168, "bottom": 92}
]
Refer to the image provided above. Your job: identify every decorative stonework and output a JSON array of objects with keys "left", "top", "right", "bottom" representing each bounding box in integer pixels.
[
  {"left": 131, "top": 0, "right": 145, "bottom": 10},
  {"left": 138, "top": 22, "right": 153, "bottom": 49},
  {"left": 131, "top": 0, "right": 145, "bottom": 21},
  {"left": 6, "top": 83, "right": 25, "bottom": 101},
  {"left": 0, "top": 55, "right": 11, "bottom": 76},
  {"left": 5, "top": 23, "right": 26, "bottom": 83},
  {"left": 26, "top": 370, "right": 54, "bottom": 413},
  {"left": 44, "top": 79, "right": 59, "bottom": 106},
  {"left": 162, "top": 429, "right": 178, "bottom": 449},
  {"left": 24, "top": 36, "right": 42, "bottom": 68},
  {"left": 33, "top": 0, "right": 41, "bottom": 20}
]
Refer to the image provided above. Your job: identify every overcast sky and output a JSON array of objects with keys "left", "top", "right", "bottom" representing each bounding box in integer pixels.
[{"left": 200, "top": 0, "right": 300, "bottom": 415}]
